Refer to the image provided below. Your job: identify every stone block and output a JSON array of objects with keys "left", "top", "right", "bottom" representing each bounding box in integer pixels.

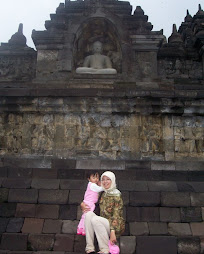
[
  {"left": 168, "top": 223, "right": 191, "bottom": 236},
  {"left": 62, "top": 220, "right": 78, "bottom": 234},
  {"left": 188, "top": 171, "right": 204, "bottom": 182},
  {"left": 35, "top": 205, "right": 59, "bottom": 219},
  {"left": 101, "top": 160, "right": 125, "bottom": 170},
  {"left": 191, "top": 193, "right": 204, "bottom": 206},
  {"left": 0, "top": 203, "right": 16, "bottom": 217},
  {"left": 121, "top": 191, "right": 129, "bottom": 206},
  {"left": 177, "top": 237, "right": 201, "bottom": 254},
  {"left": 162, "top": 171, "right": 188, "bottom": 181},
  {"left": 43, "top": 219, "right": 62, "bottom": 234},
  {"left": 120, "top": 236, "right": 136, "bottom": 254},
  {"left": 129, "top": 222, "right": 149, "bottom": 236},
  {"left": 125, "top": 160, "right": 151, "bottom": 170},
  {"left": 0, "top": 178, "right": 4, "bottom": 187},
  {"left": 189, "top": 182, "right": 204, "bottom": 193},
  {"left": 59, "top": 205, "right": 77, "bottom": 220},
  {"left": 52, "top": 159, "right": 76, "bottom": 169},
  {"left": 8, "top": 168, "right": 32, "bottom": 178},
  {"left": 60, "top": 180, "right": 86, "bottom": 190},
  {"left": 127, "top": 207, "right": 159, "bottom": 222},
  {"left": 38, "top": 190, "right": 69, "bottom": 204},
  {"left": 161, "top": 192, "right": 190, "bottom": 207},
  {"left": 68, "top": 190, "right": 84, "bottom": 205},
  {"left": 76, "top": 160, "right": 101, "bottom": 170},
  {"left": 0, "top": 168, "right": 7, "bottom": 177},
  {"left": 73, "top": 235, "right": 86, "bottom": 253},
  {"left": 6, "top": 218, "right": 24, "bottom": 233},
  {"left": 181, "top": 207, "right": 202, "bottom": 222},
  {"left": 177, "top": 182, "right": 195, "bottom": 192},
  {"left": 57, "top": 169, "right": 84, "bottom": 179},
  {"left": 148, "top": 222, "right": 168, "bottom": 235},
  {"left": 2, "top": 178, "right": 31, "bottom": 189},
  {"left": 53, "top": 234, "right": 74, "bottom": 251},
  {"left": 15, "top": 203, "right": 36, "bottom": 218},
  {"left": 160, "top": 207, "right": 181, "bottom": 222},
  {"left": 148, "top": 181, "right": 178, "bottom": 192},
  {"left": 118, "top": 181, "right": 148, "bottom": 191},
  {"left": 130, "top": 192, "right": 160, "bottom": 207},
  {"left": 201, "top": 236, "right": 204, "bottom": 254},
  {"left": 1, "top": 233, "right": 27, "bottom": 251},
  {"left": 8, "top": 189, "right": 38, "bottom": 203},
  {"left": 136, "top": 236, "right": 177, "bottom": 254},
  {"left": 176, "top": 161, "right": 204, "bottom": 171},
  {"left": 0, "top": 218, "right": 9, "bottom": 233},
  {"left": 22, "top": 218, "right": 44, "bottom": 233},
  {"left": 190, "top": 222, "right": 204, "bottom": 236},
  {"left": 28, "top": 234, "right": 54, "bottom": 251},
  {"left": 202, "top": 207, "right": 204, "bottom": 220},
  {"left": 32, "top": 168, "right": 58, "bottom": 179},
  {"left": 0, "top": 189, "right": 8, "bottom": 202},
  {"left": 31, "top": 179, "right": 60, "bottom": 189},
  {"left": 151, "top": 161, "right": 175, "bottom": 171}
]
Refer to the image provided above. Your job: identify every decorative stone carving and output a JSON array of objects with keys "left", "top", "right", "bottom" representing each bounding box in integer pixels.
[{"left": 76, "top": 41, "right": 117, "bottom": 74}]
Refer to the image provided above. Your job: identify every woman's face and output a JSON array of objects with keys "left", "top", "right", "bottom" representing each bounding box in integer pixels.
[{"left": 102, "top": 175, "right": 112, "bottom": 189}]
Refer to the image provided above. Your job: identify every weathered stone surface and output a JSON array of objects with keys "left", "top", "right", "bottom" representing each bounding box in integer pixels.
[
  {"left": 1, "top": 233, "right": 27, "bottom": 251},
  {"left": 190, "top": 222, "right": 204, "bottom": 236},
  {"left": 130, "top": 192, "right": 160, "bottom": 207},
  {"left": 8, "top": 168, "right": 32, "bottom": 178},
  {"left": 161, "top": 192, "right": 190, "bottom": 207},
  {"left": 73, "top": 235, "right": 86, "bottom": 253},
  {"left": 6, "top": 218, "right": 24, "bottom": 233},
  {"left": 53, "top": 234, "right": 74, "bottom": 251},
  {"left": 181, "top": 207, "right": 202, "bottom": 222},
  {"left": 148, "top": 181, "right": 178, "bottom": 192},
  {"left": 59, "top": 205, "right": 77, "bottom": 220},
  {"left": 201, "top": 236, "right": 204, "bottom": 254},
  {"left": 127, "top": 207, "right": 160, "bottom": 222},
  {"left": 177, "top": 237, "right": 201, "bottom": 254},
  {"left": 76, "top": 160, "right": 101, "bottom": 169},
  {"left": 22, "top": 218, "right": 44, "bottom": 233},
  {"left": 31, "top": 179, "right": 60, "bottom": 189},
  {"left": 120, "top": 236, "right": 136, "bottom": 254},
  {"left": 8, "top": 189, "right": 38, "bottom": 203},
  {"left": 202, "top": 207, "right": 204, "bottom": 220},
  {"left": 136, "top": 236, "right": 177, "bottom": 254},
  {"left": 35, "top": 204, "right": 59, "bottom": 219},
  {"left": 0, "top": 168, "right": 7, "bottom": 177},
  {"left": 15, "top": 203, "right": 36, "bottom": 218},
  {"left": 148, "top": 222, "right": 168, "bottom": 235},
  {"left": 0, "top": 203, "right": 16, "bottom": 217},
  {"left": 38, "top": 190, "right": 68, "bottom": 204},
  {"left": 28, "top": 234, "right": 54, "bottom": 251},
  {"left": 42, "top": 219, "right": 62, "bottom": 234},
  {"left": 168, "top": 223, "right": 192, "bottom": 236},
  {"left": 151, "top": 161, "right": 175, "bottom": 171},
  {"left": 60, "top": 180, "right": 86, "bottom": 190},
  {"left": 61, "top": 220, "right": 78, "bottom": 234},
  {"left": 2, "top": 178, "right": 31, "bottom": 189},
  {"left": 129, "top": 222, "right": 149, "bottom": 236},
  {"left": 32, "top": 168, "right": 58, "bottom": 179},
  {"left": 52, "top": 159, "right": 76, "bottom": 169},
  {"left": 191, "top": 193, "right": 204, "bottom": 206},
  {"left": 0, "top": 188, "right": 9, "bottom": 202},
  {"left": 0, "top": 218, "right": 9, "bottom": 233},
  {"left": 68, "top": 190, "right": 84, "bottom": 205},
  {"left": 101, "top": 160, "right": 125, "bottom": 170},
  {"left": 118, "top": 181, "right": 148, "bottom": 191},
  {"left": 160, "top": 207, "right": 181, "bottom": 222}
]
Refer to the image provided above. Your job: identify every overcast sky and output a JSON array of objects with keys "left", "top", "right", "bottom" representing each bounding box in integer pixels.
[{"left": 0, "top": 0, "right": 202, "bottom": 49}]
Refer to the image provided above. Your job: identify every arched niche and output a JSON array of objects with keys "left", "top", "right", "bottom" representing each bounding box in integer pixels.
[{"left": 73, "top": 18, "right": 122, "bottom": 73}]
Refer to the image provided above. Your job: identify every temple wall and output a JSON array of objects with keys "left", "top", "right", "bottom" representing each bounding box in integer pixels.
[{"left": 1, "top": 97, "right": 204, "bottom": 161}]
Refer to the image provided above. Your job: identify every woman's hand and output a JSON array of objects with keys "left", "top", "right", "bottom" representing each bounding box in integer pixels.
[
  {"left": 110, "top": 230, "right": 117, "bottom": 245},
  {"left": 80, "top": 202, "right": 90, "bottom": 213}
]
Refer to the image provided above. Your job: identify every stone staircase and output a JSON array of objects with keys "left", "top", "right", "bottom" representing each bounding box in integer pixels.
[{"left": 0, "top": 158, "right": 204, "bottom": 254}]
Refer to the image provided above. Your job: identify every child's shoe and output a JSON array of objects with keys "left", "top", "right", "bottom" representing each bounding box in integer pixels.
[{"left": 108, "top": 240, "right": 120, "bottom": 254}]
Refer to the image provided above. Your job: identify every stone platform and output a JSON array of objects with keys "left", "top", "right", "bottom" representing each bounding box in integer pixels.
[{"left": 0, "top": 158, "right": 204, "bottom": 254}]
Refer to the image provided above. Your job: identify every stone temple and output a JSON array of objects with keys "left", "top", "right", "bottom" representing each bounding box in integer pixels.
[{"left": 0, "top": 0, "right": 204, "bottom": 253}]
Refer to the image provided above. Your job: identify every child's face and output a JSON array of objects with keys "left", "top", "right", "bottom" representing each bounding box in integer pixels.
[{"left": 89, "top": 174, "right": 99, "bottom": 184}]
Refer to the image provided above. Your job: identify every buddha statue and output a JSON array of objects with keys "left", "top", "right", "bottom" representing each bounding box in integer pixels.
[{"left": 76, "top": 41, "right": 117, "bottom": 74}]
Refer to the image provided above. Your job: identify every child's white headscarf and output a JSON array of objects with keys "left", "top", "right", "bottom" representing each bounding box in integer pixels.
[{"left": 101, "top": 171, "right": 121, "bottom": 196}]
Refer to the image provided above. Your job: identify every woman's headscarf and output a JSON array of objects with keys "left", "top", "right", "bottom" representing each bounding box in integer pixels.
[{"left": 101, "top": 171, "right": 120, "bottom": 196}]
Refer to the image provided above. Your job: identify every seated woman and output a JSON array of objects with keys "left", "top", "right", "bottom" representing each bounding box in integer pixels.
[
  {"left": 76, "top": 41, "right": 117, "bottom": 74},
  {"left": 81, "top": 171, "right": 125, "bottom": 254}
]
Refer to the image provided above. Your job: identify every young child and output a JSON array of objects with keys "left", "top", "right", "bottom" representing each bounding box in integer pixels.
[{"left": 77, "top": 171, "right": 103, "bottom": 236}]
